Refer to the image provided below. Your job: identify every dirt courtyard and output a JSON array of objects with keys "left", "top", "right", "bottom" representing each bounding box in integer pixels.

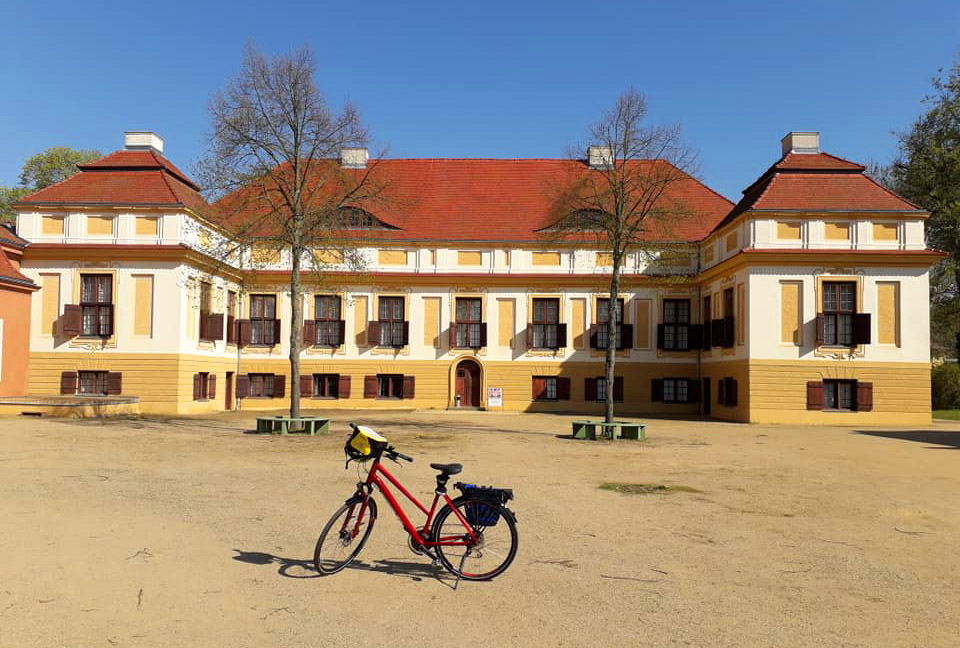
[{"left": 1, "top": 410, "right": 959, "bottom": 648}]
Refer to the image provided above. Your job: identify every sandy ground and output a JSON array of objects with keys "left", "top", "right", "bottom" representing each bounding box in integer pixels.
[{"left": 1, "top": 410, "right": 959, "bottom": 648}]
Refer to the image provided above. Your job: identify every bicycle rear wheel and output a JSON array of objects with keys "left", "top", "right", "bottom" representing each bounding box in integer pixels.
[
  {"left": 431, "top": 495, "right": 518, "bottom": 581},
  {"left": 314, "top": 496, "right": 377, "bottom": 575}
]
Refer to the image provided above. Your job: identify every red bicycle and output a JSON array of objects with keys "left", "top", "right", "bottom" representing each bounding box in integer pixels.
[{"left": 313, "top": 424, "right": 518, "bottom": 581}]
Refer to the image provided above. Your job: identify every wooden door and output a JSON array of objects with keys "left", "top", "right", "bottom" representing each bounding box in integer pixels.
[
  {"left": 455, "top": 360, "right": 482, "bottom": 407},
  {"left": 456, "top": 368, "right": 467, "bottom": 406}
]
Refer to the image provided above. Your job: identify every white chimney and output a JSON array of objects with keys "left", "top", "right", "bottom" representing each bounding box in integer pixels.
[
  {"left": 588, "top": 145, "right": 614, "bottom": 169},
  {"left": 780, "top": 131, "right": 820, "bottom": 156},
  {"left": 340, "top": 147, "right": 369, "bottom": 169},
  {"left": 124, "top": 131, "right": 164, "bottom": 154}
]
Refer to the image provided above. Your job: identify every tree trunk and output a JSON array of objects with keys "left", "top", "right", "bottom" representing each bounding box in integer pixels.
[
  {"left": 605, "top": 259, "right": 621, "bottom": 424},
  {"left": 289, "top": 243, "right": 303, "bottom": 422}
]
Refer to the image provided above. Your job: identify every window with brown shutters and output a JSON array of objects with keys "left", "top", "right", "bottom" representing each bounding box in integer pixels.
[
  {"left": 378, "top": 297, "right": 406, "bottom": 347},
  {"left": 249, "top": 295, "right": 278, "bottom": 345},
  {"left": 653, "top": 378, "right": 695, "bottom": 403},
  {"left": 226, "top": 291, "right": 238, "bottom": 344},
  {"left": 823, "top": 379, "right": 857, "bottom": 411},
  {"left": 820, "top": 282, "right": 856, "bottom": 346},
  {"left": 310, "top": 373, "right": 340, "bottom": 398},
  {"left": 532, "top": 376, "right": 558, "bottom": 401},
  {"left": 531, "top": 298, "right": 562, "bottom": 349},
  {"left": 594, "top": 376, "right": 624, "bottom": 402},
  {"left": 193, "top": 373, "right": 216, "bottom": 401},
  {"left": 78, "top": 370, "right": 108, "bottom": 395},
  {"left": 376, "top": 373, "right": 405, "bottom": 399},
  {"left": 80, "top": 274, "right": 113, "bottom": 337},
  {"left": 247, "top": 373, "right": 276, "bottom": 398},
  {"left": 719, "top": 377, "right": 737, "bottom": 406},
  {"left": 314, "top": 295, "right": 344, "bottom": 346},
  {"left": 454, "top": 297, "right": 485, "bottom": 348},
  {"left": 594, "top": 298, "right": 626, "bottom": 350},
  {"left": 658, "top": 299, "right": 691, "bottom": 351}
]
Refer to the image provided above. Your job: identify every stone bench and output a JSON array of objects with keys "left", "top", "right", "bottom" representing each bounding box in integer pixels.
[
  {"left": 571, "top": 420, "right": 645, "bottom": 441},
  {"left": 255, "top": 416, "right": 330, "bottom": 436}
]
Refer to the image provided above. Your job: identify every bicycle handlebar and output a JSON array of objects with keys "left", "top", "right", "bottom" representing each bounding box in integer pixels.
[{"left": 348, "top": 423, "right": 413, "bottom": 463}]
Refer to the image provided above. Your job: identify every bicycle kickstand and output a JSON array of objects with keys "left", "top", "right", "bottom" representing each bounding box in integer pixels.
[{"left": 453, "top": 548, "right": 471, "bottom": 591}]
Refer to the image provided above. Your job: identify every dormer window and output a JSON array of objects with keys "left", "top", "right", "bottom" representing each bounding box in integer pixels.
[{"left": 339, "top": 207, "right": 397, "bottom": 230}]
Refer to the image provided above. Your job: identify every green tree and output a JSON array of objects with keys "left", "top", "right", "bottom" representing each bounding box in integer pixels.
[
  {"left": 1, "top": 146, "right": 102, "bottom": 223},
  {"left": 889, "top": 57, "right": 960, "bottom": 358}
]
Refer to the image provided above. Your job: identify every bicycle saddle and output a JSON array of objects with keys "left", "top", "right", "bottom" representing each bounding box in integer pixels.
[{"left": 429, "top": 463, "right": 463, "bottom": 475}]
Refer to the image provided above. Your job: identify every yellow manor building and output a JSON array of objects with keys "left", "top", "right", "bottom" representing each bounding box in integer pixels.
[{"left": 12, "top": 131, "right": 940, "bottom": 424}]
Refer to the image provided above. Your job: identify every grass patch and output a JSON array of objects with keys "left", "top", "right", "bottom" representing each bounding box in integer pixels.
[
  {"left": 933, "top": 410, "right": 960, "bottom": 421},
  {"left": 599, "top": 482, "right": 701, "bottom": 495}
]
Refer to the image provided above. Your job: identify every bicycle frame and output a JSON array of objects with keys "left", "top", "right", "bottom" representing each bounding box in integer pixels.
[{"left": 345, "top": 454, "right": 478, "bottom": 547}]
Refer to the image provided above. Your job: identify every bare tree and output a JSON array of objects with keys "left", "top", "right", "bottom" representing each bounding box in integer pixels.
[
  {"left": 549, "top": 89, "right": 699, "bottom": 424},
  {"left": 199, "top": 43, "right": 384, "bottom": 421}
]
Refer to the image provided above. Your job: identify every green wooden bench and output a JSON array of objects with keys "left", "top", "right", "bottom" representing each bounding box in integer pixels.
[
  {"left": 255, "top": 416, "right": 330, "bottom": 436},
  {"left": 571, "top": 420, "right": 645, "bottom": 441}
]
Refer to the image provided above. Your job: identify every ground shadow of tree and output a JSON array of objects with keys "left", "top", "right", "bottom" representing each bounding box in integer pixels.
[{"left": 853, "top": 429, "right": 960, "bottom": 449}]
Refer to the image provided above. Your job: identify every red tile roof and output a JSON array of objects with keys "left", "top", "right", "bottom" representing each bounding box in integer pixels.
[
  {"left": 15, "top": 149, "right": 211, "bottom": 217},
  {"left": 216, "top": 158, "right": 735, "bottom": 243},
  {"left": 0, "top": 247, "right": 35, "bottom": 289},
  {"left": 0, "top": 224, "right": 28, "bottom": 247},
  {"left": 718, "top": 151, "right": 923, "bottom": 229}
]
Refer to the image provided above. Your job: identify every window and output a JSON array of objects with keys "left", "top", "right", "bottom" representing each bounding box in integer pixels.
[
  {"left": 199, "top": 281, "right": 215, "bottom": 341},
  {"left": 702, "top": 295, "right": 712, "bottom": 348},
  {"left": 596, "top": 298, "right": 624, "bottom": 350},
  {"left": 250, "top": 295, "right": 277, "bottom": 345},
  {"left": 595, "top": 376, "right": 624, "bottom": 402},
  {"left": 822, "top": 282, "right": 856, "bottom": 346},
  {"left": 378, "top": 374, "right": 404, "bottom": 399},
  {"left": 226, "top": 290, "right": 237, "bottom": 344},
  {"left": 663, "top": 378, "right": 689, "bottom": 403},
  {"left": 532, "top": 376, "right": 558, "bottom": 401},
  {"left": 339, "top": 207, "right": 397, "bottom": 230},
  {"left": 314, "top": 295, "right": 342, "bottom": 346},
  {"left": 78, "top": 371, "right": 108, "bottom": 395},
  {"left": 249, "top": 373, "right": 275, "bottom": 398},
  {"left": 532, "top": 298, "right": 560, "bottom": 349},
  {"left": 194, "top": 372, "right": 211, "bottom": 401},
  {"left": 455, "top": 297, "right": 483, "bottom": 347},
  {"left": 662, "top": 299, "right": 690, "bottom": 351},
  {"left": 313, "top": 373, "right": 340, "bottom": 398},
  {"left": 80, "top": 274, "right": 113, "bottom": 337},
  {"left": 717, "top": 377, "right": 738, "bottom": 406},
  {"left": 378, "top": 296, "right": 406, "bottom": 347},
  {"left": 824, "top": 379, "right": 856, "bottom": 410},
  {"left": 722, "top": 287, "right": 735, "bottom": 348}
]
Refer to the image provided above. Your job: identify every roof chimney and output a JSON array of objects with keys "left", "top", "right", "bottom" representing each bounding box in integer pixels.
[
  {"left": 588, "top": 146, "right": 614, "bottom": 170},
  {"left": 781, "top": 131, "right": 819, "bottom": 156},
  {"left": 124, "top": 131, "right": 164, "bottom": 154},
  {"left": 340, "top": 147, "right": 369, "bottom": 169}
]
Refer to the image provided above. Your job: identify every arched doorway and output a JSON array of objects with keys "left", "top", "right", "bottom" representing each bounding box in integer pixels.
[{"left": 454, "top": 358, "right": 482, "bottom": 407}]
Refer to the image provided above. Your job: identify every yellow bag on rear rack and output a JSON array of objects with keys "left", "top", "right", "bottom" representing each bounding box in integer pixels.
[{"left": 344, "top": 425, "right": 388, "bottom": 462}]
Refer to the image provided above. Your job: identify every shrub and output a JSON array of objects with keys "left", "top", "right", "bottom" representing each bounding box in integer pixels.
[{"left": 932, "top": 362, "right": 960, "bottom": 410}]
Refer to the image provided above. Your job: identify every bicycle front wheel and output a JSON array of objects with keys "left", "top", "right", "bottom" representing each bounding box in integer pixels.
[
  {"left": 314, "top": 496, "right": 377, "bottom": 575},
  {"left": 431, "top": 496, "right": 518, "bottom": 581}
]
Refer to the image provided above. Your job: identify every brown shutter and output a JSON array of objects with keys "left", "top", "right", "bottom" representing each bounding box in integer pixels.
[
  {"left": 62, "top": 305, "right": 82, "bottom": 337},
  {"left": 556, "top": 323, "right": 567, "bottom": 348},
  {"left": 557, "top": 377, "right": 571, "bottom": 400},
  {"left": 337, "top": 320, "right": 346, "bottom": 345},
  {"left": 60, "top": 371, "right": 78, "bottom": 395},
  {"left": 856, "top": 382, "right": 873, "bottom": 412},
  {"left": 613, "top": 376, "right": 624, "bottom": 402},
  {"left": 402, "top": 321, "right": 410, "bottom": 346},
  {"left": 702, "top": 322, "right": 712, "bottom": 350},
  {"left": 688, "top": 378, "right": 701, "bottom": 403},
  {"left": 853, "top": 313, "right": 872, "bottom": 345},
  {"left": 711, "top": 319, "right": 723, "bottom": 347},
  {"left": 688, "top": 324, "right": 703, "bottom": 350},
  {"left": 300, "top": 374, "right": 314, "bottom": 397},
  {"left": 193, "top": 373, "right": 202, "bottom": 400},
  {"left": 338, "top": 375, "right": 351, "bottom": 399},
  {"left": 236, "top": 375, "right": 250, "bottom": 399},
  {"left": 651, "top": 378, "right": 664, "bottom": 402},
  {"left": 526, "top": 325, "right": 534, "bottom": 349},
  {"left": 656, "top": 324, "right": 665, "bottom": 350},
  {"left": 273, "top": 318, "right": 282, "bottom": 345},
  {"left": 589, "top": 324, "right": 599, "bottom": 349},
  {"left": 208, "top": 374, "right": 217, "bottom": 400},
  {"left": 198, "top": 313, "right": 208, "bottom": 340},
  {"left": 237, "top": 319, "right": 252, "bottom": 347},
  {"left": 226, "top": 315, "right": 237, "bottom": 344},
  {"left": 727, "top": 378, "right": 738, "bottom": 406},
  {"left": 449, "top": 321, "right": 458, "bottom": 348},
  {"left": 208, "top": 314, "right": 224, "bottom": 341},
  {"left": 816, "top": 315, "right": 825, "bottom": 346},
  {"left": 479, "top": 323, "right": 488, "bottom": 347},
  {"left": 273, "top": 374, "right": 285, "bottom": 398},
  {"left": 723, "top": 316, "right": 735, "bottom": 348},
  {"left": 806, "top": 381, "right": 824, "bottom": 410},
  {"left": 363, "top": 375, "right": 378, "bottom": 398},
  {"left": 717, "top": 378, "right": 726, "bottom": 405},
  {"left": 366, "top": 321, "right": 381, "bottom": 346},
  {"left": 105, "top": 372, "right": 122, "bottom": 395},
  {"left": 584, "top": 377, "right": 597, "bottom": 401},
  {"left": 618, "top": 324, "right": 633, "bottom": 350},
  {"left": 402, "top": 375, "right": 415, "bottom": 399},
  {"left": 302, "top": 320, "right": 316, "bottom": 346},
  {"left": 532, "top": 377, "right": 544, "bottom": 400}
]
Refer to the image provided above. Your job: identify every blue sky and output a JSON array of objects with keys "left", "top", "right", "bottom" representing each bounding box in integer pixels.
[{"left": 1, "top": 0, "right": 957, "bottom": 201}]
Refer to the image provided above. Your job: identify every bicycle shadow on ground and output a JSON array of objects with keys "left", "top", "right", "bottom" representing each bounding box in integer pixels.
[{"left": 231, "top": 549, "right": 457, "bottom": 588}]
